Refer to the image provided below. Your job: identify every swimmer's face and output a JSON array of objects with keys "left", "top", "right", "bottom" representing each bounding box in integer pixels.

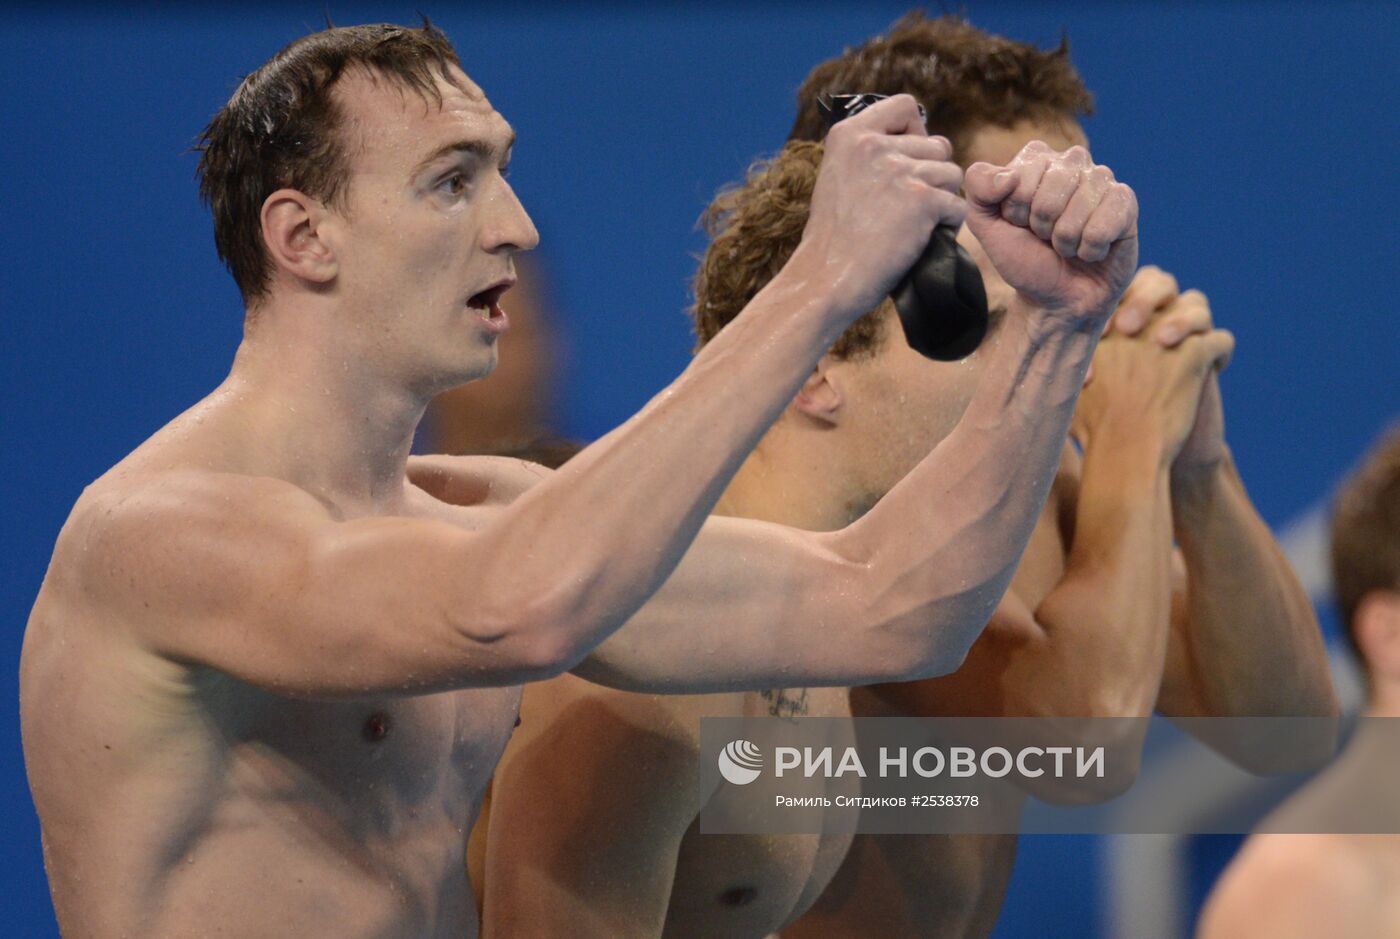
[
  {"left": 829, "top": 304, "right": 1000, "bottom": 509},
  {"left": 834, "top": 117, "right": 1088, "bottom": 505},
  {"left": 323, "top": 64, "right": 538, "bottom": 389}
]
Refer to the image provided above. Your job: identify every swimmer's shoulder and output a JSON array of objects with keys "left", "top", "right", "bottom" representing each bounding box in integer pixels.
[
  {"left": 1199, "top": 833, "right": 1381, "bottom": 939},
  {"left": 52, "top": 462, "right": 337, "bottom": 631}
]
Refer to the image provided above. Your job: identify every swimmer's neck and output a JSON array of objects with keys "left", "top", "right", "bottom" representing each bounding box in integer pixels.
[
  {"left": 215, "top": 323, "right": 431, "bottom": 515},
  {"left": 713, "top": 436, "right": 868, "bottom": 532}
]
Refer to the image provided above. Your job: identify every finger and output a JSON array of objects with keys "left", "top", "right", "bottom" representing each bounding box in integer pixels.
[
  {"left": 997, "top": 149, "right": 1052, "bottom": 227},
  {"left": 1154, "top": 293, "right": 1213, "bottom": 347},
  {"left": 900, "top": 153, "right": 964, "bottom": 195},
  {"left": 1078, "top": 183, "right": 1137, "bottom": 263},
  {"left": 1116, "top": 265, "right": 1180, "bottom": 335},
  {"left": 1026, "top": 147, "right": 1093, "bottom": 241},
  {"left": 1028, "top": 165, "right": 1082, "bottom": 242},
  {"left": 1204, "top": 328, "right": 1235, "bottom": 372},
  {"left": 846, "top": 93, "right": 928, "bottom": 136},
  {"left": 1050, "top": 166, "right": 1113, "bottom": 258},
  {"left": 963, "top": 162, "right": 1020, "bottom": 216},
  {"left": 886, "top": 133, "right": 953, "bottom": 164},
  {"left": 922, "top": 186, "right": 968, "bottom": 229}
]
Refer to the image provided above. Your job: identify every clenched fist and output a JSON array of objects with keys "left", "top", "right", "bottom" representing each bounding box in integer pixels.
[
  {"left": 963, "top": 141, "right": 1138, "bottom": 330},
  {"left": 789, "top": 95, "right": 968, "bottom": 328}
]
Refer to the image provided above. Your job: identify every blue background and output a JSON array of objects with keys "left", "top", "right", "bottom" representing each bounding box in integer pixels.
[{"left": 3, "top": 2, "right": 1397, "bottom": 935}]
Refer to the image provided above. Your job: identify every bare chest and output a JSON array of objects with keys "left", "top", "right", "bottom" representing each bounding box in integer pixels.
[
  {"left": 664, "top": 686, "right": 855, "bottom": 937},
  {"left": 221, "top": 681, "right": 523, "bottom": 837}
]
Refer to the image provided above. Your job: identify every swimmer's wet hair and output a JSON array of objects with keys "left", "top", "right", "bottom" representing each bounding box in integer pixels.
[
  {"left": 690, "top": 141, "right": 888, "bottom": 360},
  {"left": 195, "top": 20, "right": 463, "bottom": 308},
  {"left": 788, "top": 11, "right": 1094, "bottom": 165},
  {"left": 1331, "top": 423, "right": 1400, "bottom": 666}
]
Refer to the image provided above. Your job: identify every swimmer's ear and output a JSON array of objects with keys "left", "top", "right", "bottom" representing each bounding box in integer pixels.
[
  {"left": 792, "top": 356, "right": 844, "bottom": 427},
  {"left": 260, "top": 189, "right": 338, "bottom": 289}
]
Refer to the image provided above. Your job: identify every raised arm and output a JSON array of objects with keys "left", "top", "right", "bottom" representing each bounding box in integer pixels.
[
  {"left": 864, "top": 314, "right": 1236, "bottom": 721},
  {"left": 1158, "top": 432, "right": 1337, "bottom": 722},
  {"left": 1112, "top": 272, "right": 1336, "bottom": 723},
  {"left": 83, "top": 97, "right": 971, "bottom": 698},
  {"left": 578, "top": 142, "right": 1143, "bottom": 692}
]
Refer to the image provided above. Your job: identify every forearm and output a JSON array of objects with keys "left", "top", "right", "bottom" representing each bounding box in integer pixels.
[
  {"left": 472, "top": 262, "right": 847, "bottom": 669},
  {"left": 1015, "top": 432, "right": 1174, "bottom": 717},
  {"left": 836, "top": 301, "right": 1103, "bottom": 679},
  {"left": 1167, "top": 452, "right": 1336, "bottom": 717}
]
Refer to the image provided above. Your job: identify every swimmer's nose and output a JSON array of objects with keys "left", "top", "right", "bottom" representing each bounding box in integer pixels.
[{"left": 484, "top": 177, "right": 539, "bottom": 254}]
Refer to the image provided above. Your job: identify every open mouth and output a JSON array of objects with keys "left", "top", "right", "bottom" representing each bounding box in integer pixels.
[{"left": 466, "top": 282, "right": 511, "bottom": 319}]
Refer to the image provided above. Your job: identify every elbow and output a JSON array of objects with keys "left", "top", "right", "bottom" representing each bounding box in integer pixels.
[
  {"left": 872, "top": 600, "right": 993, "bottom": 684},
  {"left": 1020, "top": 715, "right": 1146, "bottom": 806},
  {"left": 467, "top": 585, "right": 605, "bottom": 682},
  {"left": 1025, "top": 760, "right": 1140, "bottom": 806}
]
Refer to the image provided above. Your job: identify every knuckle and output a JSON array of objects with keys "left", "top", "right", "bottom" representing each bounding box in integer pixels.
[
  {"left": 856, "top": 133, "right": 883, "bottom": 159},
  {"left": 1080, "top": 225, "right": 1112, "bottom": 250}
]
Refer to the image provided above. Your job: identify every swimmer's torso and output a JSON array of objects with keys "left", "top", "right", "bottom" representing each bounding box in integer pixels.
[
  {"left": 21, "top": 398, "right": 522, "bottom": 939},
  {"left": 783, "top": 445, "right": 1078, "bottom": 939},
  {"left": 662, "top": 685, "right": 856, "bottom": 939}
]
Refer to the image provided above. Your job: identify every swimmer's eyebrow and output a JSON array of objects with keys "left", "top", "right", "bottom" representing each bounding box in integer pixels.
[{"left": 413, "top": 132, "right": 515, "bottom": 175}]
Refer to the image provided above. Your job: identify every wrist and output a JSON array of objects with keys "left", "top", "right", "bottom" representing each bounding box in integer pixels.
[
  {"left": 1014, "top": 290, "right": 1112, "bottom": 343},
  {"left": 1171, "top": 446, "right": 1233, "bottom": 508},
  {"left": 755, "top": 250, "right": 861, "bottom": 353},
  {"left": 1082, "top": 423, "right": 1174, "bottom": 477}
]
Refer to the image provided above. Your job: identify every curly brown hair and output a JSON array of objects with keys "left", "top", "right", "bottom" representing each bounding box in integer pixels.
[
  {"left": 690, "top": 141, "right": 889, "bottom": 359},
  {"left": 788, "top": 11, "right": 1094, "bottom": 166},
  {"left": 195, "top": 21, "right": 465, "bottom": 307},
  {"left": 1332, "top": 423, "right": 1400, "bottom": 661}
]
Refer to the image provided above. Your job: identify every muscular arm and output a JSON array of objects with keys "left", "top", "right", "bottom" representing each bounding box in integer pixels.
[
  {"left": 577, "top": 302, "right": 1103, "bottom": 692},
  {"left": 577, "top": 144, "right": 1142, "bottom": 693},
  {"left": 85, "top": 99, "right": 972, "bottom": 697},
  {"left": 1158, "top": 447, "right": 1337, "bottom": 722},
  {"left": 86, "top": 263, "right": 841, "bottom": 697},
  {"left": 865, "top": 433, "right": 1172, "bottom": 721},
  {"left": 480, "top": 678, "right": 709, "bottom": 938},
  {"left": 1112, "top": 275, "right": 1336, "bottom": 724}
]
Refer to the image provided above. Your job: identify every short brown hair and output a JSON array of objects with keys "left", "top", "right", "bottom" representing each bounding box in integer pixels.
[
  {"left": 789, "top": 12, "right": 1094, "bottom": 165},
  {"left": 1331, "top": 424, "right": 1400, "bottom": 658},
  {"left": 195, "top": 22, "right": 464, "bottom": 306},
  {"left": 689, "top": 141, "right": 887, "bottom": 359}
]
